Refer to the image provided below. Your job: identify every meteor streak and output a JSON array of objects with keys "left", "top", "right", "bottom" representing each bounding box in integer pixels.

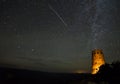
[{"left": 48, "top": 4, "right": 68, "bottom": 27}]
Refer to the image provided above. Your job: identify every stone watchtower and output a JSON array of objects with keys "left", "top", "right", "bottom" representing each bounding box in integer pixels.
[{"left": 91, "top": 49, "right": 105, "bottom": 74}]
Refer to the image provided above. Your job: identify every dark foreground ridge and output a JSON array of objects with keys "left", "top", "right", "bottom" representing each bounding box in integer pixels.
[
  {"left": 1, "top": 61, "right": 120, "bottom": 84},
  {"left": 0, "top": 66, "right": 92, "bottom": 84}
]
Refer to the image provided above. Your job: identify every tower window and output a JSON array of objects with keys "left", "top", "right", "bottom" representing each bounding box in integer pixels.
[
  {"left": 97, "top": 52, "right": 99, "bottom": 54},
  {"left": 94, "top": 62, "right": 97, "bottom": 64}
]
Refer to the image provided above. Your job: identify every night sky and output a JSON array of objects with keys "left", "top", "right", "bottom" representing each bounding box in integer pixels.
[{"left": 0, "top": 0, "right": 120, "bottom": 73}]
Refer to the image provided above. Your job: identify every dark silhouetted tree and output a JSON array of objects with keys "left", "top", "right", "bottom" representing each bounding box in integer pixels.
[{"left": 95, "top": 61, "right": 120, "bottom": 84}]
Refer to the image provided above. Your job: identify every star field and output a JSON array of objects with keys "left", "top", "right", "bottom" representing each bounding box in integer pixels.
[{"left": 0, "top": 0, "right": 120, "bottom": 73}]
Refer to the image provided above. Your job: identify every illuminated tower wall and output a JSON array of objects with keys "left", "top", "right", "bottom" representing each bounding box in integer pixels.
[{"left": 92, "top": 49, "right": 105, "bottom": 74}]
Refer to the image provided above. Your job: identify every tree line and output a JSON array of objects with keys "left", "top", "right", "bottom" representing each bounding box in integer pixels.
[{"left": 94, "top": 61, "right": 120, "bottom": 84}]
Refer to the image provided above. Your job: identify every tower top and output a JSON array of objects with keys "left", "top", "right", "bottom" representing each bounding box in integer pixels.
[
  {"left": 92, "top": 49, "right": 103, "bottom": 55},
  {"left": 92, "top": 49, "right": 103, "bottom": 52}
]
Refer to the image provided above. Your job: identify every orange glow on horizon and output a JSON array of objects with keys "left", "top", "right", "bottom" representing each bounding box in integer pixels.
[{"left": 73, "top": 70, "right": 88, "bottom": 74}]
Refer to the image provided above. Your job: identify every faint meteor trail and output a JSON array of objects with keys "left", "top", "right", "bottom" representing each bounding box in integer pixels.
[{"left": 48, "top": 4, "right": 68, "bottom": 27}]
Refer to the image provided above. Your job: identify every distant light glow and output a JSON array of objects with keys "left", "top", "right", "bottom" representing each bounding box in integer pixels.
[{"left": 74, "top": 70, "right": 88, "bottom": 74}]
